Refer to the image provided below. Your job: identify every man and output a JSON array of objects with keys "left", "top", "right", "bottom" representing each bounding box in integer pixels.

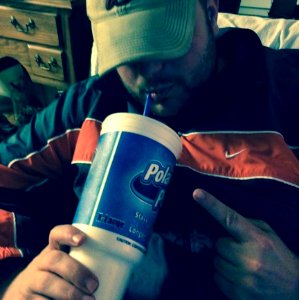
[{"left": 0, "top": 0, "right": 299, "bottom": 299}]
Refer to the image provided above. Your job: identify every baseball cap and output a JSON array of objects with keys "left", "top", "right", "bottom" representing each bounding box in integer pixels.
[{"left": 87, "top": 0, "right": 196, "bottom": 76}]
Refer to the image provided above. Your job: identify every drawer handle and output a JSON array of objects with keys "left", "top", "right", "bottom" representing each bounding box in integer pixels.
[
  {"left": 10, "top": 16, "right": 36, "bottom": 33},
  {"left": 34, "top": 54, "right": 58, "bottom": 71}
]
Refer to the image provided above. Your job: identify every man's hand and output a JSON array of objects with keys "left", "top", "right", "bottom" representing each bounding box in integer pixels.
[
  {"left": 193, "top": 188, "right": 299, "bottom": 300},
  {"left": 126, "top": 233, "right": 168, "bottom": 300},
  {"left": 3, "top": 225, "right": 99, "bottom": 300}
]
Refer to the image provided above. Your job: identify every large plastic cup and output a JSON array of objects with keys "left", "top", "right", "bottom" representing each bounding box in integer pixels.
[{"left": 70, "top": 112, "right": 182, "bottom": 300}]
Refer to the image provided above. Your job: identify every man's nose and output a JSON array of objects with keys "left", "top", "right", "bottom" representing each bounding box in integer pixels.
[{"left": 137, "top": 60, "right": 164, "bottom": 78}]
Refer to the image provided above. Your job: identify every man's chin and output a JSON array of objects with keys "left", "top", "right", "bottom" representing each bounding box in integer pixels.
[
  {"left": 152, "top": 107, "right": 178, "bottom": 118},
  {"left": 151, "top": 99, "right": 184, "bottom": 118}
]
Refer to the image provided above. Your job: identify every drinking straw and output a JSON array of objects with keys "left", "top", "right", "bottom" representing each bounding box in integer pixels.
[{"left": 143, "top": 93, "right": 152, "bottom": 116}]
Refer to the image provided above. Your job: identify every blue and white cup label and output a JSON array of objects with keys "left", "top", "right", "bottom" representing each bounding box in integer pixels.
[{"left": 73, "top": 131, "right": 176, "bottom": 251}]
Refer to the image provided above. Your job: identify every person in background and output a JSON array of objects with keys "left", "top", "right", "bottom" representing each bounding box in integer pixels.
[
  {"left": 0, "top": 57, "right": 43, "bottom": 141},
  {"left": 0, "top": 0, "right": 299, "bottom": 299}
]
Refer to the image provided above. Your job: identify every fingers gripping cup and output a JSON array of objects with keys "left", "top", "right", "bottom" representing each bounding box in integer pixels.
[{"left": 70, "top": 113, "right": 182, "bottom": 300}]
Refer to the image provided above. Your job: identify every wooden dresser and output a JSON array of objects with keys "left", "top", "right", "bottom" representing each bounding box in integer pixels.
[{"left": 0, "top": 0, "right": 93, "bottom": 91}]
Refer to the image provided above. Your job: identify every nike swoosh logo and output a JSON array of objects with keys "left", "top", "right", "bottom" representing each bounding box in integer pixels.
[{"left": 225, "top": 149, "right": 247, "bottom": 159}]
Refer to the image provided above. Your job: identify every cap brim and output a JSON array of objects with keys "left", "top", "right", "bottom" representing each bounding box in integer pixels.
[{"left": 89, "top": 0, "right": 196, "bottom": 76}]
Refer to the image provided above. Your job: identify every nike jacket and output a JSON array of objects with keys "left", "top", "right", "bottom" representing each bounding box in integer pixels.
[{"left": 0, "top": 28, "right": 298, "bottom": 299}]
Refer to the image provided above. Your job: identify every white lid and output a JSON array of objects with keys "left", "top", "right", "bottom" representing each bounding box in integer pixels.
[{"left": 101, "top": 113, "right": 182, "bottom": 159}]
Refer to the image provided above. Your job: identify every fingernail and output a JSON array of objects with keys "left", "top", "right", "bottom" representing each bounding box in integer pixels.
[
  {"left": 193, "top": 189, "right": 205, "bottom": 201},
  {"left": 72, "top": 234, "right": 83, "bottom": 245},
  {"left": 85, "top": 278, "right": 99, "bottom": 293}
]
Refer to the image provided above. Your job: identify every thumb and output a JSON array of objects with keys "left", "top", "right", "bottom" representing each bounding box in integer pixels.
[
  {"left": 193, "top": 188, "right": 257, "bottom": 242},
  {"left": 48, "top": 225, "right": 86, "bottom": 250}
]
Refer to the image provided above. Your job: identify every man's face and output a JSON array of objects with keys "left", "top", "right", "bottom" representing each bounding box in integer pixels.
[{"left": 116, "top": 1, "right": 217, "bottom": 117}]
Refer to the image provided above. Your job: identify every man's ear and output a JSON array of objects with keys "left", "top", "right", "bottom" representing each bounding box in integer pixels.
[
  {"left": 207, "top": 0, "right": 219, "bottom": 33},
  {"left": 208, "top": 7, "right": 216, "bottom": 21}
]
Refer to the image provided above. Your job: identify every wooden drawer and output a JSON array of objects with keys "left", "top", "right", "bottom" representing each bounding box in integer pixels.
[
  {"left": 28, "top": 44, "right": 65, "bottom": 81},
  {"left": 0, "top": 6, "right": 59, "bottom": 46},
  {"left": 0, "top": 37, "right": 31, "bottom": 73}
]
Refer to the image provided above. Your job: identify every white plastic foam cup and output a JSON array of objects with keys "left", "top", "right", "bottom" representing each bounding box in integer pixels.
[{"left": 70, "top": 113, "right": 182, "bottom": 300}]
